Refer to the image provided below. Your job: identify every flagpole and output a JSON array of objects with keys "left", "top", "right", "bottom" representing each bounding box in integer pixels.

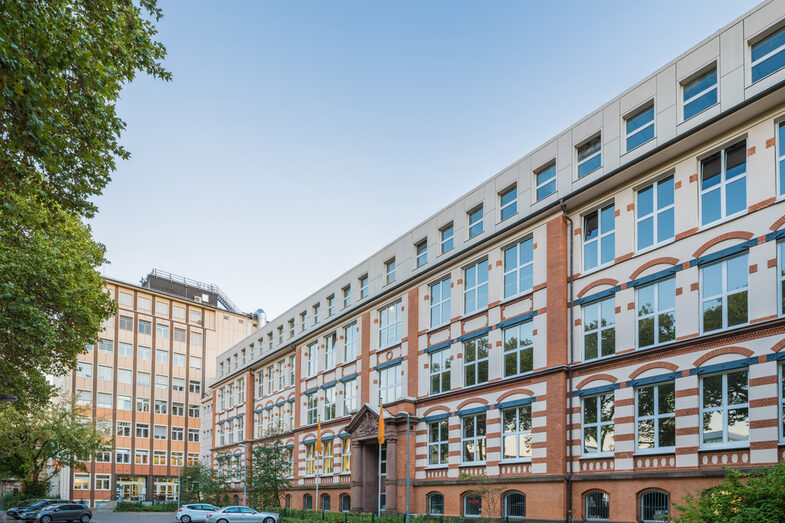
[
  {"left": 377, "top": 391, "right": 382, "bottom": 517},
  {"left": 315, "top": 412, "right": 320, "bottom": 511}
]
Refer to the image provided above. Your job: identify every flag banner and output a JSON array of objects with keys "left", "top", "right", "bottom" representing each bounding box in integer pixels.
[{"left": 378, "top": 405, "right": 385, "bottom": 445}]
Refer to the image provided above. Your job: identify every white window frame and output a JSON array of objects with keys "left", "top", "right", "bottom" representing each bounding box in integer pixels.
[
  {"left": 307, "top": 342, "right": 318, "bottom": 377},
  {"left": 636, "top": 278, "right": 676, "bottom": 349},
  {"left": 583, "top": 203, "right": 615, "bottom": 272},
  {"left": 429, "top": 348, "right": 451, "bottom": 395},
  {"left": 378, "top": 364, "right": 402, "bottom": 404},
  {"left": 700, "top": 369, "right": 749, "bottom": 449},
  {"left": 306, "top": 393, "right": 318, "bottom": 425},
  {"left": 582, "top": 393, "right": 615, "bottom": 457},
  {"left": 624, "top": 103, "right": 655, "bottom": 152},
  {"left": 500, "top": 184, "right": 517, "bottom": 221},
  {"left": 467, "top": 205, "right": 483, "bottom": 239},
  {"left": 751, "top": 25, "right": 785, "bottom": 83},
  {"left": 700, "top": 254, "right": 749, "bottom": 334},
  {"left": 324, "top": 333, "right": 336, "bottom": 370},
  {"left": 343, "top": 378, "right": 358, "bottom": 415},
  {"left": 534, "top": 162, "right": 556, "bottom": 201},
  {"left": 699, "top": 141, "right": 747, "bottom": 227},
  {"left": 385, "top": 258, "right": 396, "bottom": 285},
  {"left": 682, "top": 66, "right": 718, "bottom": 121},
  {"left": 577, "top": 135, "right": 602, "bottom": 178},
  {"left": 427, "top": 419, "right": 449, "bottom": 466},
  {"left": 464, "top": 259, "right": 488, "bottom": 315},
  {"left": 460, "top": 413, "right": 487, "bottom": 464},
  {"left": 502, "top": 238, "right": 534, "bottom": 299},
  {"left": 634, "top": 382, "right": 676, "bottom": 453},
  {"left": 463, "top": 336, "right": 489, "bottom": 387},
  {"left": 430, "top": 277, "right": 451, "bottom": 328},
  {"left": 440, "top": 223, "right": 454, "bottom": 254},
  {"left": 359, "top": 275, "right": 369, "bottom": 299},
  {"left": 416, "top": 240, "right": 428, "bottom": 267},
  {"left": 583, "top": 296, "right": 616, "bottom": 361},
  {"left": 636, "top": 175, "right": 675, "bottom": 252},
  {"left": 503, "top": 321, "right": 534, "bottom": 378},
  {"left": 501, "top": 405, "right": 532, "bottom": 462},
  {"left": 379, "top": 300, "right": 402, "bottom": 348},
  {"left": 323, "top": 386, "right": 336, "bottom": 421},
  {"left": 343, "top": 322, "right": 357, "bottom": 361}
]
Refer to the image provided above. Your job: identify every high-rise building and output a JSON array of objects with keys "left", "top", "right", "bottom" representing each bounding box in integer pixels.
[
  {"left": 208, "top": 1, "right": 785, "bottom": 520},
  {"left": 54, "top": 270, "right": 258, "bottom": 507}
]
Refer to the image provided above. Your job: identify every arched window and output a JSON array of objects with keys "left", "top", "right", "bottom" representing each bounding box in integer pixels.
[
  {"left": 464, "top": 493, "right": 482, "bottom": 518},
  {"left": 585, "top": 490, "right": 609, "bottom": 521},
  {"left": 640, "top": 490, "right": 669, "bottom": 522},
  {"left": 504, "top": 492, "right": 526, "bottom": 518},
  {"left": 427, "top": 493, "right": 444, "bottom": 515},
  {"left": 285, "top": 494, "right": 292, "bottom": 509},
  {"left": 320, "top": 493, "right": 330, "bottom": 511},
  {"left": 233, "top": 494, "right": 239, "bottom": 506},
  {"left": 304, "top": 493, "right": 313, "bottom": 510},
  {"left": 340, "top": 494, "right": 351, "bottom": 512}
]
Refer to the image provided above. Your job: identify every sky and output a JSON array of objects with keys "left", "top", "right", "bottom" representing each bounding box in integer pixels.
[{"left": 93, "top": 0, "right": 762, "bottom": 319}]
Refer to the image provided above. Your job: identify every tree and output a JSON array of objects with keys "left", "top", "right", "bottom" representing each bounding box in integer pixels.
[
  {"left": 674, "top": 465, "right": 785, "bottom": 523},
  {"left": 0, "top": 0, "right": 169, "bottom": 407},
  {"left": 0, "top": 398, "right": 110, "bottom": 495},
  {"left": 459, "top": 473, "right": 503, "bottom": 517},
  {"left": 245, "top": 440, "right": 292, "bottom": 509},
  {"left": 180, "top": 463, "right": 230, "bottom": 507}
]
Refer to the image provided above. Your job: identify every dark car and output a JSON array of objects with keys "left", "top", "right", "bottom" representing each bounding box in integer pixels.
[
  {"left": 22, "top": 502, "right": 91, "bottom": 523},
  {"left": 7, "top": 500, "right": 73, "bottom": 520}
]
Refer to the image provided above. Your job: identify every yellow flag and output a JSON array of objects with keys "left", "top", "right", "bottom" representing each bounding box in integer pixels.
[
  {"left": 378, "top": 405, "right": 385, "bottom": 445},
  {"left": 315, "top": 418, "right": 322, "bottom": 453}
]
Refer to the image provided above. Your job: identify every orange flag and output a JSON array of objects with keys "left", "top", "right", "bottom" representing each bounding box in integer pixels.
[
  {"left": 378, "top": 405, "right": 385, "bottom": 445},
  {"left": 315, "top": 417, "right": 322, "bottom": 454}
]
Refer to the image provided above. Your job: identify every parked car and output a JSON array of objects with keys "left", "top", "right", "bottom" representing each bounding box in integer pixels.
[
  {"left": 205, "top": 506, "right": 280, "bottom": 523},
  {"left": 177, "top": 503, "right": 221, "bottom": 522},
  {"left": 22, "top": 502, "right": 91, "bottom": 523},
  {"left": 7, "top": 500, "right": 73, "bottom": 520}
]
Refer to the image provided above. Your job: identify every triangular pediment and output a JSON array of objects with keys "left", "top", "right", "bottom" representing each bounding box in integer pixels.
[{"left": 343, "top": 403, "right": 383, "bottom": 438}]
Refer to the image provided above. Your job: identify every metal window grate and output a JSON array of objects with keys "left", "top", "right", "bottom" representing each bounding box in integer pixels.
[
  {"left": 586, "top": 491, "right": 610, "bottom": 521},
  {"left": 641, "top": 490, "right": 670, "bottom": 522},
  {"left": 505, "top": 492, "right": 526, "bottom": 518}
]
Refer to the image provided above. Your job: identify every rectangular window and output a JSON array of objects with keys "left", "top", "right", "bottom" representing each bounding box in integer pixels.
[
  {"left": 583, "top": 204, "right": 615, "bottom": 271},
  {"left": 379, "top": 300, "right": 402, "bottom": 348},
  {"left": 636, "top": 382, "right": 675, "bottom": 450},
  {"left": 683, "top": 67, "right": 718, "bottom": 120},
  {"left": 117, "top": 368, "right": 132, "bottom": 385},
  {"left": 535, "top": 162, "right": 556, "bottom": 201},
  {"left": 190, "top": 356, "right": 201, "bottom": 370},
  {"left": 289, "top": 354, "right": 295, "bottom": 385},
  {"left": 74, "top": 474, "right": 90, "bottom": 490},
  {"left": 751, "top": 26, "right": 785, "bottom": 83},
  {"left": 119, "top": 315, "right": 133, "bottom": 331},
  {"left": 156, "top": 323, "right": 169, "bottom": 339},
  {"left": 625, "top": 104, "right": 655, "bottom": 151},
  {"left": 300, "top": 312, "right": 307, "bottom": 332},
  {"left": 637, "top": 176, "right": 674, "bottom": 250},
  {"left": 98, "top": 338, "right": 113, "bottom": 354},
  {"left": 136, "top": 397, "right": 149, "bottom": 412},
  {"left": 76, "top": 390, "right": 91, "bottom": 406},
  {"left": 440, "top": 224, "right": 454, "bottom": 254},
  {"left": 172, "top": 402, "right": 184, "bottom": 416},
  {"left": 305, "top": 443, "right": 315, "bottom": 475},
  {"left": 137, "top": 296, "right": 151, "bottom": 310},
  {"left": 172, "top": 305, "right": 186, "bottom": 319},
  {"left": 359, "top": 275, "right": 369, "bottom": 299},
  {"left": 583, "top": 296, "right": 615, "bottom": 360},
  {"left": 135, "top": 423, "right": 149, "bottom": 438},
  {"left": 463, "top": 336, "right": 488, "bottom": 387},
  {"left": 577, "top": 135, "right": 602, "bottom": 178},
  {"left": 173, "top": 353, "right": 185, "bottom": 367},
  {"left": 701, "top": 141, "right": 746, "bottom": 226},
  {"left": 98, "top": 365, "right": 113, "bottom": 382},
  {"left": 502, "top": 405, "right": 532, "bottom": 460},
  {"left": 136, "top": 372, "right": 150, "bottom": 387},
  {"left": 189, "top": 380, "right": 201, "bottom": 394},
  {"left": 324, "top": 333, "right": 336, "bottom": 370},
  {"left": 96, "top": 392, "right": 112, "bottom": 408},
  {"left": 429, "top": 348, "right": 451, "bottom": 395},
  {"left": 154, "top": 399, "right": 168, "bottom": 415},
  {"left": 77, "top": 362, "right": 92, "bottom": 378},
  {"left": 637, "top": 278, "right": 676, "bottom": 348},
  {"left": 343, "top": 378, "right": 358, "bottom": 414},
  {"left": 174, "top": 327, "right": 186, "bottom": 343},
  {"left": 379, "top": 364, "right": 402, "bottom": 404},
  {"left": 119, "top": 342, "right": 133, "bottom": 357},
  {"left": 430, "top": 277, "right": 451, "bottom": 327},
  {"left": 343, "top": 286, "right": 351, "bottom": 308},
  {"left": 154, "top": 375, "right": 167, "bottom": 390},
  {"left": 138, "top": 320, "right": 151, "bottom": 335},
  {"left": 500, "top": 185, "right": 517, "bottom": 221},
  {"left": 583, "top": 393, "right": 614, "bottom": 455},
  {"left": 468, "top": 206, "right": 483, "bottom": 238},
  {"left": 171, "top": 427, "right": 184, "bottom": 441},
  {"left": 137, "top": 345, "right": 151, "bottom": 361},
  {"left": 341, "top": 437, "right": 351, "bottom": 473},
  {"left": 416, "top": 240, "right": 427, "bottom": 267},
  {"left": 324, "top": 386, "right": 336, "bottom": 421},
  {"left": 154, "top": 425, "right": 167, "bottom": 440},
  {"left": 322, "top": 438, "right": 334, "bottom": 474},
  {"left": 307, "top": 342, "right": 318, "bottom": 377},
  {"left": 188, "top": 404, "right": 199, "bottom": 418},
  {"left": 779, "top": 123, "right": 785, "bottom": 198},
  {"left": 461, "top": 413, "right": 487, "bottom": 463},
  {"left": 503, "top": 321, "right": 534, "bottom": 378},
  {"left": 116, "top": 394, "right": 132, "bottom": 411},
  {"left": 327, "top": 295, "right": 335, "bottom": 316},
  {"left": 464, "top": 260, "right": 488, "bottom": 314},
  {"left": 278, "top": 360, "right": 285, "bottom": 389},
  {"left": 428, "top": 419, "right": 449, "bottom": 466},
  {"left": 780, "top": 242, "right": 785, "bottom": 316},
  {"left": 118, "top": 291, "right": 133, "bottom": 307},
  {"left": 95, "top": 474, "right": 111, "bottom": 490},
  {"left": 188, "top": 428, "right": 199, "bottom": 442},
  {"left": 503, "top": 238, "right": 534, "bottom": 298},
  {"left": 307, "top": 393, "right": 318, "bottom": 425},
  {"left": 155, "top": 349, "right": 169, "bottom": 365},
  {"left": 116, "top": 448, "right": 131, "bottom": 464},
  {"left": 172, "top": 377, "right": 185, "bottom": 392},
  {"left": 701, "top": 254, "right": 749, "bottom": 332},
  {"left": 385, "top": 258, "right": 396, "bottom": 285},
  {"left": 344, "top": 322, "right": 357, "bottom": 361},
  {"left": 189, "top": 309, "right": 202, "bottom": 323},
  {"left": 701, "top": 370, "right": 749, "bottom": 447},
  {"left": 313, "top": 303, "right": 320, "bottom": 324},
  {"left": 171, "top": 452, "right": 184, "bottom": 466}
]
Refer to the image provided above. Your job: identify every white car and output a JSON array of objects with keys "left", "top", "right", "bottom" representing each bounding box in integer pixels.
[
  {"left": 205, "top": 506, "right": 280, "bottom": 523},
  {"left": 176, "top": 504, "right": 220, "bottom": 523}
]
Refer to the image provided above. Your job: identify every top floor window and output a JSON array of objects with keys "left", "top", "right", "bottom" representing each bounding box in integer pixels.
[
  {"left": 440, "top": 224, "right": 454, "bottom": 254},
  {"left": 327, "top": 295, "right": 335, "bottom": 316},
  {"left": 535, "top": 162, "right": 556, "bottom": 201},
  {"left": 343, "top": 286, "right": 351, "bottom": 308},
  {"left": 468, "top": 206, "right": 483, "bottom": 238},
  {"left": 577, "top": 135, "right": 601, "bottom": 178},
  {"left": 385, "top": 259, "right": 396, "bottom": 285},
  {"left": 300, "top": 312, "right": 307, "bottom": 332},
  {"left": 430, "top": 277, "right": 451, "bottom": 328},
  {"left": 313, "top": 303, "right": 320, "bottom": 324},
  {"left": 379, "top": 300, "right": 402, "bottom": 348},
  {"left": 700, "top": 141, "right": 746, "bottom": 226},
  {"left": 583, "top": 204, "right": 615, "bottom": 271},
  {"left": 683, "top": 67, "right": 717, "bottom": 120},
  {"left": 500, "top": 185, "right": 517, "bottom": 220},
  {"left": 503, "top": 238, "right": 533, "bottom": 299},
  {"left": 751, "top": 25, "right": 785, "bottom": 83},
  {"left": 636, "top": 176, "right": 674, "bottom": 251},
  {"left": 415, "top": 240, "right": 427, "bottom": 268},
  {"left": 625, "top": 104, "right": 655, "bottom": 151},
  {"left": 324, "top": 333, "right": 336, "bottom": 370},
  {"left": 359, "top": 275, "right": 369, "bottom": 299}
]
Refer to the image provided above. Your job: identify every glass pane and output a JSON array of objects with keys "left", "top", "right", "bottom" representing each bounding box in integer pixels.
[
  {"left": 578, "top": 136, "right": 601, "bottom": 162},
  {"left": 584, "top": 333, "right": 598, "bottom": 360},
  {"left": 727, "top": 370, "right": 748, "bottom": 405},
  {"left": 503, "top": 435, "right": 517, "bottom": 459},
  {"left": 478, "top": 359, "right": 488, "bottom": 383},
  {"left": 657, "top": 207, "right": 674, "bottom": 243},
  {"left": 519, "top": 347, "right": 533, "bottom": 373},
  {"left": 658, "top": 278, "right": 676, "bottom": 311},
  {"left": 659, "top": 416, "right": 676, "bottom": 447},
  {"left": 637, "top": 419, "right": 654, "bottom": 449},
  {"left": 658, "top": 383, "right": 676, "bottom": 414},
  {"left": 727, "top": 408, "right": 749, "bottom": 442},
  {"left": 505, "top": 353, "right": 517, "bottom": 377},
  {"left": 583, "top": 426, "right": 598, "bottom": 453},
  {"left": 701, "top": 188, "right": 721, "bottom": 225},
  {"left": 584, "top": 212, "right": 599, "bottom": 241},
  {"left": 584, "top": 241, "right": 598, "bottom": 270},
  {"left": 658, "top": 311, "right": 676, "bottom": 343},
  {"left": 584, "top": 398, "right": 598, "bottom": 423},
  {"left": 684, "top": 69, "right": 717, "bottom": 101},
  {"left": 702, "top": 263, "right": 723, "bottom": 297},
  {"left": 727, "top": 291, "right": 748, "bottom": 327},
  {"left": 463, "top": 417, "right": 474, "bottom": 438},
  {"left": 725, "top": 142, "right": 746, "bottom": 180},
  {"left": 658, "top": 176, "right": 674, "bottom": 207},
  {"left": 600, "top": 425, "right": 615, "bottom": 452},
  {"left": 627, "top": 124, "right": 654, "bottom": 150},
  {"left": 601, "top": 297, "right": 615, "bottom": 326},
  {"left": 638, "top": 216, "right": 653, "bottom": 250},
  {"left": 752, "top": 48, "right": 785, "bottom": 83},
  {"left": 702, "top": 411, "right": 723, "bottom": 444},
  {"left": 600, "top": 394, "right": 614, "bottom": 422},
  {"left": 726, "top": 178, "right": 746, "bottom": 216},
  {"left": 726, "top": 256, "right": 748, "bottom": 292},
  {"left": 702, "top": 375, "right": 723, "bottom": 408},
  {"left": 637, "top": 387, "right": 654, "bottom": 417},
  {"left": 464, "top": 364, "right": 476, "bottom": 386},
  {"left": 537, "top": 179, "right": 556, "bottom": 200},
  {"left": 519, "top": 433, "right": 532, "bottom": 458},
  {"left": 600, "top": 234, "right": 615, "bottom": 265},
  {"left": 701, "top": 152, "right": 722, "bottom": 190},
  {"left": 600, "top": 205, "right": 615, "bottom": 233},
  {"left": 684, "top": 89, "right": 717, "bottom": 120},
  {"left": 519, "top": 264, "right": 533, "bottom": 294},
  {"left": 703, "top": 297, "right": 723, "bottom": 332},
  {"left": 752, "top": 27, "right": 785, "bottom": 62},
  {"left": 600, "top": 328, "right": 615, "bottom": 357},
  {"left": 627, "top": 106, "right": 654, "bottom": 134},
  {"left": 638, "top": 286, "right": 655, "bottom": 317},
  {"left": 578, "top": 153, "right": 601, "bottom": 177}
]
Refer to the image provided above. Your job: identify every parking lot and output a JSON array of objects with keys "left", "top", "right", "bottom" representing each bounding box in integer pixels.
[{"left": 2, "top": 512, "right": 177, "bottom": 522}]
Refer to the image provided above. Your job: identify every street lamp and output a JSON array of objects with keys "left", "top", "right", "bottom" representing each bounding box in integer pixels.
[{"left": 235, "top": 444, "right": 247, "bottom": 506}]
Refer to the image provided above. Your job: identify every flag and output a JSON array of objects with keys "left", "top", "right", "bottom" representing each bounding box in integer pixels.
[
  {"left": 378, "top": 405, "right": 385, "bottom": 446},
  {"left": 315, "top": 417, "right": 322, "bottom": 454}
]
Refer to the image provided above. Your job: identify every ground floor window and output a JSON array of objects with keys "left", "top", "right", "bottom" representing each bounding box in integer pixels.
[
  {"left": 585, "top": 490, "right": 609, "bottom": 521},
  {"left": 320, "top": 494, "right": 330, "bottom": 511},
  {"left": 428, "top": 493, "right": 444, "bottom": 515},
  {"left": 304, "top": 493, "right": 313, "bottom": 510},
  {"left": 340, "top": 493, "right": 350, "bottom": 512},
  {"left": 640, "top": 490, "right": 669, "bottom": 523},
  {"left": 464, "top": 493, "right": 482, "bottom": 517},
  {"left": 504, "top": 492, "right": 526, "bottom": 518},
  {"left": 153, "top": 478, "right": 178, "bottom": 501}
]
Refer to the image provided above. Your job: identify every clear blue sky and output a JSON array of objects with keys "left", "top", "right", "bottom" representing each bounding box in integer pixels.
[{"left": 92, "top": 0, "right": 761, "bottom": 318}]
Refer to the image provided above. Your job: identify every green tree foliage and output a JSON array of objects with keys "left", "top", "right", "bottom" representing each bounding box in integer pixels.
[
  {"left": 0, "top": 0, "right": 169, "bottom": 406},
  {"left": 675, "top": 465, "right": 785, "bottom": 523},
  {"left": 246, "top": 440, "right": 292, "bottom": 509},
  {"left": 180, "top": 463, "right": 230, "bottom": 507},
  {"left": 0, "top": 398, "right": 110, "bottom": 493}
]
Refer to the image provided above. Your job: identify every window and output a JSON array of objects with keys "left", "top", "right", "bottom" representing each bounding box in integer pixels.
[
  {"left": 625, "top": 104, "right": 654, "bottom": 151},
  {"left": 504, "top": 492, "right": 526, "bottom": 519},
  {"left": 171, "top": 451, "right": 184, "bottom": 466},
  {"left": 116, "top": 448, "right": 131, "bottom": 463},
  {"left": 172, "top": 304, "right": 185, "bottom": 319},
  {"left": 189, "top": 308, "right": 202, "bottom": 323},
  {"left": 173, "top": 353, "right": 185, "bottom": 367},
  {"left": 701, "top": 254, "right": 748, "bottom": 332},
  {"left": 322, "top": 439, "right": 334, "bottom": 473},
  {"left": 440, "top": 223, "right": 454, "bottom": 254},
  {"left": 428, "top": 419, "right": 449, "bottom": 466},
  {"left": 156, "top": 349, "right": 169, "bottom": 365},
  {"left": 188, "top": 428, "right": 199, "bottom": 442},
  {"left": 114, "top": 394, "right": 130, "bottom": 411},
  {"left": 320, "top": 493, "right": 331, "bottom": 511},
  {"left": 535, "top": 162, "right": 556, "bottom": 201},
  {"left": 701, "top": 369, "right": 749, "bottom": 446},
  {"left": 464, "top": 260, "right": 488, "bottom": 314},
  {"left": 430, "top": 277, "right": 451, "bottom": 327},
  {"left": 96, "top": 392, "right": 112, "bottom": 408},
  {"left": 429, "top": 348, "right": 451, "bottom": 395},
  {"left": 751, "top": 26, "right": 785, "bottom": 82},
  {"left": 503, "top": 238, "right": 533, "bottom": 298},
  {"left": 135, "top": 449, "right": 149, "bottom": 465},
  {"left": 343, "top": 378, "right": 358, "bottom": 414},
  {"left": 172, "top": 378, "right": 185, "bottom": 392},
  {"left": 77, "top": 362, "right": 92, "bottom": 378},
  {"left": 278, "top": 361, "right": 285, "bottom": 389},
  {"left": 117, "top": 368, "right": 132, "bottom": 385},
  {"left": 344, "top": 323, "right": 357, "bottom": 361},
  {"left": 191, "top": 332, "right": 203, "bottom": 347},
  {"left": 583, "top": 204, "right": 615, "bottom": 271},
  {"left": 637, "top": 180, "right": 674, "bottom": 253},
  {"left": 307, "top": 342, "right": 318, "bottom": 377},
  {"left": 464, "top": 493, "right": 482, "bottom": 517},
  {"left": 187, "top": 453, "right": 199, "bottom": 466},
  {"left": 585, "top": 491, "right": 609, "bottom": 521},
  {"left": 341, "top": 437, "right": 351, "bottom": 473},
  {"left": 683, "top": 67, "right": 717, "bottom": 120},
  {"left": 324, "top": 386, "right": 336, "bottom": 421},
  {"left": 340, "top": 493, "right": 351, "bottom": 512},
  {"left": 137, "top": 296, "right": 151, "bottom": 310},
  {"left": 98, "top": 338, "right": 113, "bottom": 353},
  {"left": 577, "top": 135, "right": 602, "bottom": 178},
  {"left": 307, "top": 392, "right": 318, "bottom": 425},
  {"left": 502, "top": 405, "right": 532, "bottom": 460},
  {"left": 155, "top": 375, "right": 168, "bottom": 390},
  {"left": 138, "top": 320, "right": 151, "bottom": 335},
  {"left": 172, "top": 427, "right": 184, "bottom": 441},
  {"left": 95, "top": 474, "right": 111, "bottom": 491},
  {"left": 583, "top": 393, "right": 614, "bottom": 455},
  {"left": 119, "top": 315, "right": 133, "bottom": 330},
  {"left": 173, "top": 327, "right": 186, "bottom": 342},
  {"left": 190, "top": 356, "right": 202, "bottom": 370},
  {"left": 154, "top": 425, "right": 167, "bottom": 440},
  {"left": 636, "top": 382, "right": 676, "bottom": 450},
  {"left": 238, "top": 377, "right": 246, "bottom": 402},
  {"left": 342, "top": 286, "right": 351, "bottom": 308},
  {"left": 189, "top": 404, "right": 199, "bottom": 418},
  {"left": 428, "top": 493, "right": 445, "bottom": 515},
  {"left": 118, "top": 291, "right": 133, "bottom": 307},
  {"left": 95, "top": 450, "right": 111, "bottom": 463},
  {"left": 136, "top": 371, "right": 150, "bottom": 387},
  {"left": 119, "top": 342, "right": 133, "bottom": 357},
  {"left": 137, "top": 345, "right": 151, "bottom": 361},
  {"left": 640, "top": 490, "right": 669, "bottom": 523},
  {"left": 385, "top": 258, "right": 396, "bottom": 285},
  {"left": 289, "top": 354, "right": 296, "bottom": 385},
  {"left": 154, "top": 399, "right": 168, "bottom": 415},
  {"left": 287, "top": 320, "right": 294, "bottom": 339},
  {"left": 379, "top": 300, "right": 402, "bottom": 348},
  {"left": 136, "top": 397, "right": 149, "bottom": 412},
  {"left": 461, "top": 413, "right": 486, "bottom": 463},
  {"left": 701, "top": 141, "right": 746, "bottom": 226},
  {"left": 74, "top": 474, "right": 90, "bottom": 490},
  {"left": 500, "top": 185, "right": 517, "bottom": 221},
  {"left": 379, "top": 364, "right": 402, "bottom": 404},
  {"left": 464, "top": 336, "right": 489, "bottom": 387},
  {"left": 324, "top": 333, "right": 336, "bottom": 370},
  {"left": 468, "top": 206, "right": 483, "bottom": 238},
  {"left": 300, "top": 312, "right": 307, "bottom": 331},
  {"left": 583, "top": 297, "right": 615, "bottom": 360},
  {"left": 98, "top": 365, "right": 113, "bottom": 381},
  {"left": 76, "top": 390, "right": 91, "bottom": 406},
  {"left": 305, "top": 443, "right": 315, "bottom": 476},
  {"left": 359, "top": 275, "right": 369, "bottom": 299},
  {"left": 156, "top": 323, "right": 169, "bottom": 339},
  {"left": 136, "top": 423, "right": 149, "bottom": 438},
  {"left": 189, "top": 380, "right": 201, "bottom": 394},
  {"left": 327, "top": 295, "right": 335, "bottom": 316},
  {"left": 416, "top": 240, "right": 428, "bottom": 267},
  {"left": 503, "top": 321, "right": 534, "bottom": 377},
  {"left": 172, "top": 402, "right": 184, "bottom": 416},
  {"left": 637, "top": 278, "right": 676, "bottom": 348}
]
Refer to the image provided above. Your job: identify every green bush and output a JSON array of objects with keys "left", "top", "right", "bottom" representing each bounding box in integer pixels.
[{"left": 115, "top": 501, "right": 179, "bottom": 512}]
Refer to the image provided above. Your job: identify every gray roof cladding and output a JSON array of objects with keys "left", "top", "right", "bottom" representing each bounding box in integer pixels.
[{"left": 215, "top": 0, "right": 785, "bottom": 371}]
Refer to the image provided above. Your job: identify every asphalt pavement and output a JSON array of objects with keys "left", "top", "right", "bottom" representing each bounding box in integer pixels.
[{"left": 2, "top": 512, "right": 177, "bottom": 522}]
